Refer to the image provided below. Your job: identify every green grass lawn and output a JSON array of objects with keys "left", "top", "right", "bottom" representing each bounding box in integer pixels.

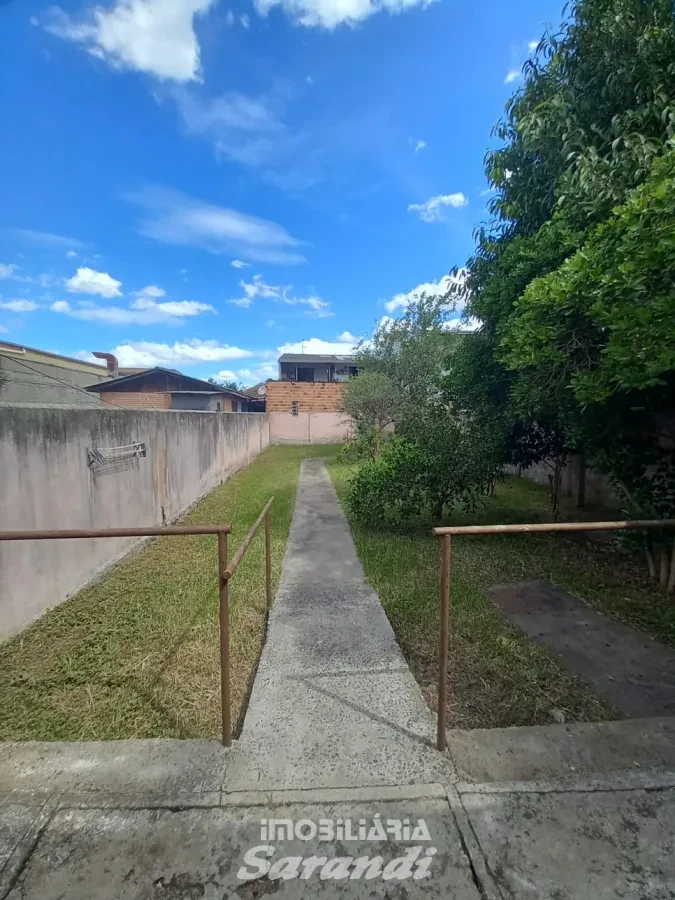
[
  {"left": 328, "top": 463, "right": 675, "bottom": 730},
  {"left": 0, "top": 444, "right": 341, "bottom": 742}
]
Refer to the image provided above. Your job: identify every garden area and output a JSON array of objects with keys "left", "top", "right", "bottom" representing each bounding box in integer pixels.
[
  {"left": 0, "top": 444, "right": 341, "bottom": 742},
  {"left": 329, "top": 0, "right": 675, "bottom": 725},
  {"left": 330, "top": 461, "right": 675, "bottom": 729}
]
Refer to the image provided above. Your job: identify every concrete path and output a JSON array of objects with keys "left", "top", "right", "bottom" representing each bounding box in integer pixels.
[
  {"left": 225, "top": 457, "right": 449, "bottom": 790},
  {"left": 488, "top": 579, "right": 675, "bottom": 716},
  {"left": 2, "top": 718, "right": 675, "bottom": 898}
]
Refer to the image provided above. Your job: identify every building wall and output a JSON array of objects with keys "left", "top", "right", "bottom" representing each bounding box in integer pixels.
[
  {"left": 269, "top": 411, "right": 351, "bottom": 444},
  {"left": 101, "top": 392, "right": 173, "bottom": 409},
  {"left": 266, "top": 380, "right": 345, "bottom": 412},
  {"left": 0, "top": 407, "right": 270, "bottom": 640},
  {"left": 0, "top": 353, "right": 109, "bottom": 407}
]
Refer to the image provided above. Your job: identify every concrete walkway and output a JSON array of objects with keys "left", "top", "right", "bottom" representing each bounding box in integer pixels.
[
  {"left": 225, "top": 458, "right": 449, "bottom": 790},
  {"left": 488, "top": 579, "right": 675, "bottom": 716},
  {"left": 2, "top": 718, "right": 675, "bottom": 898}
]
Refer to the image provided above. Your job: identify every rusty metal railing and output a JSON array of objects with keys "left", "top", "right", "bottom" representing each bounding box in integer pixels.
[
  {"left": 0, "top": 497, "right": 274, "bottom": 749},
  {"left": 218, "top": 497, "right": 274, "bottom": 746},
  {"left": 431, "top": 518, "right": 675, "bottom": 751}
]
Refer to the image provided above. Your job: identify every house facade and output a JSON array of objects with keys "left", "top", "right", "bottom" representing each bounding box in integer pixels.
[
  {"left": 85, "top": 368, "right": 259, "bottom": 412},
  {"left": 266, "top": 353, "right": 357, "bottom": 444}
]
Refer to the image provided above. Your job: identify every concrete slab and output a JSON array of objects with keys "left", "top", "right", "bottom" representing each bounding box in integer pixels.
[
  {"left": 5, "top": 798, "right": 481, "bottom": 899},
  {"left": 225, "top": 459, "right": 449, "bottom": 790},
  {"left": 461, "top": 787, "right": 675, "bottom": 899},
  {"left": 447, "top": 717, "right": 675, "bottom": 785},
  {"left": 0, "top": 739, "right": 227, "bottom": 795},
  {"left": 487, "top": 580, "right": 675, "bottom": 717}
]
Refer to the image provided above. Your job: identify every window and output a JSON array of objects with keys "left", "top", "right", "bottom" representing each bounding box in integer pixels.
[
  {"left": 296, "top": 367, "right": 314, "bottom": 382},
  {"left": 291, "top": 401, "right": 299, "bottom": 416},
  {"left": 216, "top": 401, "right": 222, "bottom": 412}
]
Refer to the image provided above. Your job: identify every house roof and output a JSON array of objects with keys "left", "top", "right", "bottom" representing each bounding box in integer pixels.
[
  {"left": 241, "top": 382, "right": 267, "bottom": 398},
  {"left": 0, "top": 339, "right": 109, "bottom": 377},
  {"left": 278, "top": 353, "right": 356, "bottom": 365},
  {"left": 85, "top": 367, "right": 251, "bottom": 398}
]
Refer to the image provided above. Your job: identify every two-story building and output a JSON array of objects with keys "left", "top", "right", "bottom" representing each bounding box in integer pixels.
[{"left": 265, "top": 353, "right": 357, "bottom": 443}]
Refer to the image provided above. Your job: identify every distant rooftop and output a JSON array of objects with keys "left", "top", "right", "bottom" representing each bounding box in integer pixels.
[{"left": 278, "top": 353, "right": 355, "bottom": 364}]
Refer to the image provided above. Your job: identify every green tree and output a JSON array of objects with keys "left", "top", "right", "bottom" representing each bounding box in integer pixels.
[{"left": 452, "top": 0, "right": 675, "bottom": 585}]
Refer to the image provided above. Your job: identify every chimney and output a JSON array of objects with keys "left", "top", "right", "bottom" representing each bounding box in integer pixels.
[{"left": 93, "top": 352, "right": 119, "bottom": 378}]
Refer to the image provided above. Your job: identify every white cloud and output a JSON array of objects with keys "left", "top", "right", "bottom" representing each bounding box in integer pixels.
[
  {"left": 102, "top": 339, "right": 254, "bottom": 367},
  {"left": 131, "top": 296, "right": 215, "bottom": 316},
  {"left": 277, "top": 334, "right": 359, "bottom": 356},
  {"left": 229, "top": 274, "right": 332, "bottom": 316},
  {"left": 231, "top": 259, "right": 250, "bottom": 269},
  {"left": 254, "top": 0, "right": 437, "bottom": 29},
  {"left": 125, "top": 186, "right": 306, "bottom": 265},
  {"left": 0, "top": 264, "right": 56, "bottom": 286},
  {"left": 211, "top": 368, "right": 238, "bottom": 382},
  {"left": 414, "top": 140, "right": 427, "bottom": 153},
  {"left": 174, "top": 88, "right": 282, "bottom": 135},
  {"left": 42, "top": 0, "right": 215, "bottom": 82},
  {"left": 408, "top": 192, "right": 468, "bottom": 222},
  {"left": 66, "top": 250, "right": 78, "bottom": 258},
  {"left": 234, "top": 363, "right": 278, "bottom": 385},
  {"left": 337, "top": 330, "right": 358, "bottom": 343},
  {"left": 447, "top": 315, "right": 480, "bottom": 332},
  {"left": 384, "top": 269, "right": 467, "bottom": 314},
  {"left": 230, "top": 274, "right": 282, "bottom": 308},
  {"left": 51, "top": 295, "right": 214, "bottom": 325},
  {"left": 528, "top": 39, "right": 538, "bottom": 52},
  {"left": 0, "top": 325, "right": 7, "bottom": 334},
  {"left": 134, "top": 284, "right": 166, "bottom": 299},
  {"left": 0, "top": 299, "right": 39, "bottom": 312},
  {"left": 504, "top": 68, "right": 521, "bottom": 84},
  {"left": 225, "top": 8, "right": 235, "bottom": 23},
  {"left": 66, "top": 266, "right": 123, "bottom": 298},
  {"left": 240, "top": 12, "right": 250, "bottom": 26},
  {"left": 11, "top": 229, "right": 85, "bottom": 250}
]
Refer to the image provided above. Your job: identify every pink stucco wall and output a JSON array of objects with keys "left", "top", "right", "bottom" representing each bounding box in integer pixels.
[{"left": 269, "top": 411, "right": 351, "bottom": 444}]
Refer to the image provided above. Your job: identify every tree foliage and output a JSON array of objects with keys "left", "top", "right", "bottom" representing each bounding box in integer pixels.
[{"left": 448, "top": 0, "right": 675, "bottom": 585}]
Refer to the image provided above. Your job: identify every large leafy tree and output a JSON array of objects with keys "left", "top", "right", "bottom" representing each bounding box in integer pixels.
[{"left": 450, "top": 0, "right": 675, "bottom": 585}]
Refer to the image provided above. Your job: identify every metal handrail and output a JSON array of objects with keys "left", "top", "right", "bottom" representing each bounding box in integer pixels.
[
  {"left": 0, "top": 499, "right": 275, "bottom": 748},
  {"left": 217, "top": 497, "right": 274, "bottom": 746},
  {"left": 432, "top": 517, "right": 675, "bottom": 751}
]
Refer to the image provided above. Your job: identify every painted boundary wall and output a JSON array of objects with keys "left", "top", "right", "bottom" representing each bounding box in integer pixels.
[
  {"left": 0, "top": 407, "right": 269, "bottom": 639},
  {"left": 269, "top": 411, "right": 351, "bottom": 444}
]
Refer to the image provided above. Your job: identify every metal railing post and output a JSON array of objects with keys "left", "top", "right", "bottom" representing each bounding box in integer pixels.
[
  {"left": 437, "top": 534, "right": 452, "bottom": 752},
  {"left": 265, "top": 507, "right": 272, "bottom": 610},
  {"left": 218, "top": 532, "right": 231, "bottom": 748}
]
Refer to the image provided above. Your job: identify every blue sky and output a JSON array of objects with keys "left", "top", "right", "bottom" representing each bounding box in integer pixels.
[{"left": 0, "top": 0, "right": 562, "bottom": 384}]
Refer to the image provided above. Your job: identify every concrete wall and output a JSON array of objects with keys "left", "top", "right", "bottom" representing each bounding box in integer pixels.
[
  {"left": 269, "top": 411, "right": 351, "bottom": 444},
  {"left": 0, "top": 353, "right": 109, "bottom": 407},
  {"left": 0, "top": 407, "right": 270, "bottom": 640}
]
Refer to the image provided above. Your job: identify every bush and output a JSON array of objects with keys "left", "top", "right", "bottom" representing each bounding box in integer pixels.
[{"left": 345, "top": 416, "right": 505, "bottom": 527}]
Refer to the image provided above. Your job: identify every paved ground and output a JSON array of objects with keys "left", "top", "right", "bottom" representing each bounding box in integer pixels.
[
  {"left": 225, "top": 458, "right": 448, "bottom": 791},
  {"left": 2, "top": 718, "right": 675, "bottom": 898},
  {"left": 2, "top": 460, "right": 675, "bottom": 897},
  {"left": 488, "top": 579, "right": 675, "bottom": 716}
]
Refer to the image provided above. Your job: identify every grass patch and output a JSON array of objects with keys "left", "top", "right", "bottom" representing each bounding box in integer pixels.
[
  {"left": 329, "top": 463, "right": 675, "bottom": 729},
  {"left": 0, "top": 444, "right": 341, "bottom": 741}
]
